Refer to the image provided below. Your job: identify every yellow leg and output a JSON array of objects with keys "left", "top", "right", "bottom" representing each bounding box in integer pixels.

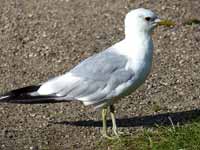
[
  {"left": 101, "top": 108, "right": 109, "bottom": 138},
  {"left": 110, "top": 105, "right": 119, "bottom": 137},
  {"left": 101, "top": 106, "right": 118, "bottom": 139},
  {"left": 110, "top": 105, "right": 128, "bottom": 137},
  {"left": 101, "top": 105, "right": 123, "bottom": 139},
  {"left": 102, "top": 108, "right": 107, "bottom": 134}
]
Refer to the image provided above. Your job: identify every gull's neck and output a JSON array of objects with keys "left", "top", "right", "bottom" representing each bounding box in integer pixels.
[{"left": 112, "top": 31, "right": 153, "bottom": 61}]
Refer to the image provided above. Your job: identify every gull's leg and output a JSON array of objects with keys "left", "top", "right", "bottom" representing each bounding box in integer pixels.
[
  {"left": 101, "top": 107, "right": 117, "bottom": 139},
  {"left": 101, "top": 107, "right": 109, "bottom": 138},
  {"left": 110, "top": 105, "right": 129, "bottom": 137},
  {"left": 110, "top": 105, "right": 119, "bottom": 137},
  {"left": 101, "top": 105, "right": 122, "bottom": 139}
]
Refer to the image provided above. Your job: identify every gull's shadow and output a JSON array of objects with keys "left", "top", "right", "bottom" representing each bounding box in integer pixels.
[{"left": 52, "top": 109, "right": 200, "bottom": 127}]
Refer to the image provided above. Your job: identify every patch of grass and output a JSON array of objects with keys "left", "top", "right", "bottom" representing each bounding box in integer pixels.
[
  {"left": 97, "top": 118, "right": 200, "bottom": 150},
  {"left": 183, "top": 18, "right": 200, "bottom": 25}
]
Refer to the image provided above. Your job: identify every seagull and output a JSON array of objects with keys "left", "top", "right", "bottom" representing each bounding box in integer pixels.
[{"left": 0, "top": 8, "right": 172, "bottom": 138}]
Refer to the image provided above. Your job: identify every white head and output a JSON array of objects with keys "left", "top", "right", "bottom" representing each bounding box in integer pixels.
[{"left": 125, "top": 8, "right": 161, "bottom": 38}]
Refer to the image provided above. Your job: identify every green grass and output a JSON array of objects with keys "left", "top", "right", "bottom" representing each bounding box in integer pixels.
[
  {"left": 183, "top": 18, "right": 200, "bottom": 25},
  {"left": 97, "top": 118, "right": 200, "bottom": 150}
]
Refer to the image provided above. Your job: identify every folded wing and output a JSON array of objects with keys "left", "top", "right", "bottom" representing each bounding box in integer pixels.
[{"left": 37, "top": 48, "right": 135, "bottom": 106}]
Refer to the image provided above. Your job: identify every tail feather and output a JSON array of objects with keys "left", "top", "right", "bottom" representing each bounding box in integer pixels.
[{"left": 0, "top": 85, "right": 66, "bottom": 104}]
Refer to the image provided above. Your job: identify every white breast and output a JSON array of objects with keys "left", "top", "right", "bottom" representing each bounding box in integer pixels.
[{"left": 111, "top": 34, "right": 153, "bottom": 94}]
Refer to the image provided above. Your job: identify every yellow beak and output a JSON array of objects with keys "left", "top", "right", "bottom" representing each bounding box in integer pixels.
[{"left": 155, "top": 18, "right": 175, "bottom": 27}]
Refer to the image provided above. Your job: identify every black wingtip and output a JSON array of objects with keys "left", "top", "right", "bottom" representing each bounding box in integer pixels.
[
  {"left": 0, "top": 85, "right": 68, "bottom": 104},
  {"left": 0, "top": 92, "right": 65, "bottom": 104},
  {"left": 0, "top": 85, "right": 40, "bottom": 101},
  {"left": 6, "top": 85, "right": 40, "bottom": 96}
]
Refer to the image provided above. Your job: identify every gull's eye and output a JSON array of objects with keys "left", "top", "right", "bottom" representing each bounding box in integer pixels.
[{"left": 145, "top": 17, "right": 151, "bottom": 21}]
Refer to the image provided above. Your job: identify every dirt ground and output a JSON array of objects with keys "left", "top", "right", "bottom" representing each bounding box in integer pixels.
[{"left": 0, "top": 0, "right": 199, "bottom": 149}]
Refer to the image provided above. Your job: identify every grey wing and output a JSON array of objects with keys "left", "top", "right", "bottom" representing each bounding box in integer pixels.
[
  {"left": 38, "top": 49, "right": 135, "bottom": 106},
  {"left": 62, "top": 49, "right": 135, "bottom": 104},
  {"left": 58, "top": 69, "right": 135, "bottom": 105},
  {"left": 70, "top": 49, "right": 128, "bottom": 81}
]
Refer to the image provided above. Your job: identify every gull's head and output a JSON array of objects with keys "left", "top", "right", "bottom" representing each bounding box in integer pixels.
[{"left": 125, "top": 8, "right": 161, "bottom": 37}]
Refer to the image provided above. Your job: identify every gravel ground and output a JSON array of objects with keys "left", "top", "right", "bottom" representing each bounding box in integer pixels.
[{"left": 0, "top": 0, "right": 199, "bottom": 149}]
